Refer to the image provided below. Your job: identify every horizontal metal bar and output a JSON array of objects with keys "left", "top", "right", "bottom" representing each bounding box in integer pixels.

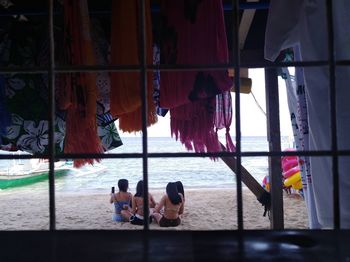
[
  {"left": 0, "top": 66, "right": 49, "bottom": 74},
  {"left": 151, "top": 2, "right": 270, "bottom": 12},
  {"left": 0, "top": 2, "right": 270, "bottom": 17},
  {"left": 2, "top": 59, "right": 347, "bottom": 74},
  {"left": 1, "top": 149, "right": 349, "bottom": 160}
]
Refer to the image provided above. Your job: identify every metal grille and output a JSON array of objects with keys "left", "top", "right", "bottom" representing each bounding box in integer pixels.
[{"left": 0, "top": 0, "right": 346, "bottom": 234}]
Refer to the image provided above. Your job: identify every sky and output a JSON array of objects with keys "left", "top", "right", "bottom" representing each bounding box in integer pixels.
[{"left": 119, "top": 69, "right": 293, "bottom": 137}]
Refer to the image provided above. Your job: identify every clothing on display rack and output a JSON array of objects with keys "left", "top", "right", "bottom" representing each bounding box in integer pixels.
[
  {"left": 158, "top": 0, "right": 234, "bottom": 153},
  {"left": 109, "top": 0, "right": 157, "bottom": 133},
  {"left": 265, "top": 0, "right": 350, "bottom": 229},
  {"left": 0, "top": 2, "right": 123, "bottom": 165}
]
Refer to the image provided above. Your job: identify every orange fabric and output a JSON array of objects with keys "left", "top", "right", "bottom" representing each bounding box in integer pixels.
[
  {"left": 119, "top": 97, "right": 158, "bottom": 133},
  {"left": 110, "top": 0, "right": 157, "bottom": 132},
  {"left": 62, "top": 0, "right": 103, "bottom": 167}
]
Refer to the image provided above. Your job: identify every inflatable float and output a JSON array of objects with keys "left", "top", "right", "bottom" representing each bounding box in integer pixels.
[
  {"left": 282, "top": 149, "right": 302, "bottom": 191},
  {"left": 261, "top": 148, "right": 303, "bottom": 192}
]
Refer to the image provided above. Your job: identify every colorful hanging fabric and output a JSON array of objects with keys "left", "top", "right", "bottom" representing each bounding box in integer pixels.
[
  {"left": 59, "top": 0, "right": 103, "bottom": 167},
  {"left": 0, "top": 16, "right": 123, "bottom": 156},
  {"left": 214, "top": 91, "right": 235, "bottom": 152},
  {"left": 91, "top": 18, "right": 112, "bottom": 116},
  {"left": 159, "top": 0, "right": 234, "bottom": 153},
  {"left": 153, "top": 44, "right": 169, "bottom": 117},
  {"left": 170, "top": 98, "right": 220, "bottom": 152},
  {"left": 0, "top": 19, "right": 58, "bottom": 153},
  {"left": 110, "top": 0, "right": 157, "bottom": 132},
  {"left": 159, "top": 0, "right": 232, "bottom": 108}
]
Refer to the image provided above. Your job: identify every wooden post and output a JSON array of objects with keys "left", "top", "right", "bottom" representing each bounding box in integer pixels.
[{"left": 265, "top": 68, "right": 284, "bottom": 229}]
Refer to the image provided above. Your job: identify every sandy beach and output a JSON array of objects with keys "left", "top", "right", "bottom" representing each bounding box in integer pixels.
[{"left": 0, "top": 188, "right": 308, "bottom": 230}]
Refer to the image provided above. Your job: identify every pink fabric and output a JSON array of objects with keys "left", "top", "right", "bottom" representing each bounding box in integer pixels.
[
  {"left": 159, "top": 0, "right": 232, "bottom": 108},
  {"left": 170, "top": 98, "right": 220, "bottom": 153},
  {"left": 160, "top": 0, "right": 234, "bottom": 153}
]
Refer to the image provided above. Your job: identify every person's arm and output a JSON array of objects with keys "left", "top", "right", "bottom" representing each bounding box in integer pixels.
[
  {"left": 179, "top": 195, "right": 184, "bottom": 215},
  {"left": 149, "top": 193, "right": 156, "bottom": 208},
  {"left": 123, "top": 193, "right": 132, "bottom": 212},
  {"left": 110, "top": 193, "right": 115, "bottom": 204},
  {"left": 131, "top": 196, "right": 137, "bottom": 214},
  {"left": 154, "top": 195, "right": 165, "bottom": 213}
]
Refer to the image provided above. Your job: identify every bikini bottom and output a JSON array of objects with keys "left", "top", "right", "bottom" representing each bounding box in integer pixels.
[
  {"left": 159, "top": 216, "right": 181, "bottom": 227},
  {"left": 130, "top": 214, "right": 152, "bottom": 225}
]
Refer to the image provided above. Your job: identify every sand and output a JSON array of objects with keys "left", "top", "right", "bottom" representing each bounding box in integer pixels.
[{"left": 0, "top": 188, "right": 308, "bottom": 230}]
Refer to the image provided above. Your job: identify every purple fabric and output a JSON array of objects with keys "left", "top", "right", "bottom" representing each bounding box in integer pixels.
[{"left": 215, "top": 91, "right": 235, "bottom": 152}]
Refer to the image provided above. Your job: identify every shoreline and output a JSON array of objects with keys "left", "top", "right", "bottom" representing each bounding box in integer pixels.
[
  {"left": 0, "top": 188, "right": 308, "bottom": 230},
  {"left": 0, "top": 185, "right": 257, "bottom": 196}
]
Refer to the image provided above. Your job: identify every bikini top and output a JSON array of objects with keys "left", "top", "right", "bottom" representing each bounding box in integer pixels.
[
  {"left": 164, "top": 198, "right": 181, "bottom": 213},
  {"left": 114, "top": 200, "right": 130, "bottom": 213},
  {"left": 113, "top": 193, "right": 131, "bottom": 213}
]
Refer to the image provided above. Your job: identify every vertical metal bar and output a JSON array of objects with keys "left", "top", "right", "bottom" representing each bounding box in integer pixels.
[
  {"left": 232, "top": 0, "right": 243, "bottom": 231},
  {"left": 325, "top": 0, "right": 340, "bottom": 229},
  {"left": 138, "top": 1, "right": 150, "bottom": 260},
  {"left": 138, "top": 0, "right": 149, "bottom": 234},
  {"left": 264, "top": 68, "right": 284, "bottom": 229},
  {"left": 48, "top": 0, "right": 56, "bottom": 231}
]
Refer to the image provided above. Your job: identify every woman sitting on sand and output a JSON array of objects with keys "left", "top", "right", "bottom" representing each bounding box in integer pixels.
[
  {"left": 152, "top": 182, "right": 184, "bottom": 227},
  {"left": 122, "top": 180, "right": 157, "bottom": 225},
  {"left": 110, "top": 179, "right": 133, "bottom": 222}
]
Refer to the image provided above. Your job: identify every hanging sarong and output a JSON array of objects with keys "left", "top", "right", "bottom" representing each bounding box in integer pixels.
[
  {"left": 110, "top": 0, "right": 157, "bottom": 132},
  {"left": 59, "top": 0, "right": 104, "bottom": 167},
  {"left": 159, "top": 0, "right": 234, "bottom": 153},
  {"left": 159, "top": 0, "right": 232, "bottom": 108},
  {"left": 214, "top": 91, "right": 235, "bottom": 152},
  {"left": 0, "top": 14, "right": 123, "bottom": 157},
  {"left": 153, "top": 44, "right": 168, "bottom": 117}
]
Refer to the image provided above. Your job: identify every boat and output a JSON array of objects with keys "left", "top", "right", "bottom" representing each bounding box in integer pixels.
[{"left": 0, "top": 158, "right": 72, "bottom": 190}]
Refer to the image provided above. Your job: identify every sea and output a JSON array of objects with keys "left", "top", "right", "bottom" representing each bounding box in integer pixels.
[{"left": 0, "top": 136, "right": 292, "bottom": 195}]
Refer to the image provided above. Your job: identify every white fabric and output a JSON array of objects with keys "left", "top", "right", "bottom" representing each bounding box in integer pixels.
[
  {"left": 265, "top": 0, "right": 350, "bottom": 228},
  {"left": 282, "top": 52, "right": 321, "bottom": 228}
]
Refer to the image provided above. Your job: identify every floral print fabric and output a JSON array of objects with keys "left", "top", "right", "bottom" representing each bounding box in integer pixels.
[{"left": 0, "top": 17, "right": 122, "bottom": 156}]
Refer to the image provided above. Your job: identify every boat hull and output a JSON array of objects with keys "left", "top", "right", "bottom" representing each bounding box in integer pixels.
[{"left": 0, "top": 169, "right": 70, "bottom": 190}]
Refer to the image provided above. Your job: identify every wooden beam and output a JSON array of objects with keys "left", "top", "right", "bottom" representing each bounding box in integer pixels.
[
  {"left": 265, "top": 68, "right": 284, "bottom": 229},
  {"left": 220, "top": 143, "right": 270, "bottom": 215},
  {"left": 239, "top": 0, "right": 260, "bottom": 49}
]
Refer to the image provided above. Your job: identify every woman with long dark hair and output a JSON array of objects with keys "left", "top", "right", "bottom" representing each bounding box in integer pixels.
[
  {"left": 110, "top": 179, "right": 132, "bottom": 222},
  {"left": 175, "top": 181, "right": 185, "bottom": 200},
  {"left": 122, "top": 180, "right": 156, "bottom": 225},
  {"left": 152, "top": 182, "right": 184, "bottom": 227}
]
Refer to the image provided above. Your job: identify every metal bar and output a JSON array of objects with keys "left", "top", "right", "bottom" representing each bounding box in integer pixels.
[
  {"left": 0, "top": 60, "right": 341, "bottom": 74},
  {"left": 265, "top": 68, "right": 284, "bottom": 229},
  {"left": 232, "top": 0, "right": 244, "bottom": 232},
  {"left": 2, "top": 149, "right": 349, "bottom": 161},
  {"left": 138, "top": 0, "right": 150, "bottom": 234},
  {"left": 150, "top": 2, "right": 269, "bottom": 12},
  {"left": 325, "top": 0, "right": 340, "bottom": 229},
  {"left": 48, "top": 0, "right": 56, "bottom": 231},
  {"left": 0, "top": 2, "right": 270, "bottom": 17}
]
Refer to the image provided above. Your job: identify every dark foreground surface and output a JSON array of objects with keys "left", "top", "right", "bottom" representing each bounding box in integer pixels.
[{"left": 0, "top": 230, "right": 349, "bottom": 261}]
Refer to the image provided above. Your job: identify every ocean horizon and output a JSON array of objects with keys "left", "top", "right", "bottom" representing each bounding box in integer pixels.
[{"left": 0, "top": 136, "right": 293, "bottom": 195}]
